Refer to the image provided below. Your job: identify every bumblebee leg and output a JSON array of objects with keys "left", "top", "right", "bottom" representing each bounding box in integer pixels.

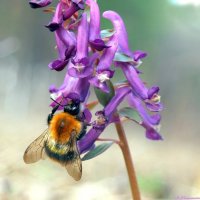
[
  {"left": 77, "top": 124, "right": 87, "bottom": 140},
  {"left": 47, "top": 104, "right": 60, "bottom": 124},
  {"left": 75, "top": 114, "right": 83, "bottom": 122},
  {"left": 47, "top": 113, "right": 53, "bottom": 125}
]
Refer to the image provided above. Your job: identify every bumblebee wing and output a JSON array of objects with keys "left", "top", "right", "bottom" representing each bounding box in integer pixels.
[
  {"left": 64, "top": 132, "right": 82, "bottom": 181},
  {"left": 23, "top": 129, "right": 49, "bottom": 164}
]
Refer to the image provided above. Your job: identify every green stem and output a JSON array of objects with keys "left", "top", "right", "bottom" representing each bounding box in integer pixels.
[{"left": 114, "top": 115, "right": 141, "bottom": 200}]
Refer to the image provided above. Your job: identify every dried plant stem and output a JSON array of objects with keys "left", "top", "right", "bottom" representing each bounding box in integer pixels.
[{"left": 114, "top": 115, "right": 141, "bottom": 200}]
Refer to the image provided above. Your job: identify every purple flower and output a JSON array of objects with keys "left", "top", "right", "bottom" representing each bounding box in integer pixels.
[
  {"left": 104, "top": 86, "right": 132, "bottom": 118},
  {"left": 78, "top": 125, "right": 104, "bottom": 154},
  {"left": 46, "top": 1, "right": 68, "bottom": 32},
  {"left": 103, "top": 11, "right": 147, "bottom": 62},
  {"left": 128, "top": 92, "right": 162, "bottom": 140},
  {"left": 119, "top": 63, "right": 149, "bottom": 100},
  {"left": 86, "top": 0, "right": 109, "bottom": 51},
  {"left": 103, "top": 11, "right": 130, "bottom": 55},
  {"left": 103, "top": 11, "right": 147, "bottom": 66},
  {"left": 89, "top": 70, "right": 114, "bottom": 93},
  {"left": 145, "top": 86, "right": 163, "bottom": 112},
  {"left": 49, "top": 26, "right": 76, "bottom": 71},
  {"left": 78, "top": 86, "right": 131, "bottom": 153},
  {"left": 88, "top": 33, "right": 118, "bottom": 92},
  {"left": 63, "top": 0, "right": 85, "bottom": 21},
  {"left": 78, "top": 111, "right": 107, "bottom": 153},
  {"left": 102, "top": 11, "right": 150, "bottom": 99},
  {"left": 68, "top": 13, "right": 98, "bottom": 78},
  {"left": 103, "top": 10, "right": 162, "bottom": 110},
  {"left": 68, "top": 53, "right": 98, "bottom": 78},
  {"left": 29, "top": 0, "right": 52, "bottom": 9},
  {"left": 49, "top": 73, "right": 90, "bottom": 107}
]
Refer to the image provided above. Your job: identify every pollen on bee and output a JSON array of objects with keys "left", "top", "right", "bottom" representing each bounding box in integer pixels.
[{"left": 49, "top": 112, "right": 82, "bottom": 143}]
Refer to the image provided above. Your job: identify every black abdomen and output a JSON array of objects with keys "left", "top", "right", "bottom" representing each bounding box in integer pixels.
[{"left": 44, "top": 142, "right": 78, "bottom": 163}]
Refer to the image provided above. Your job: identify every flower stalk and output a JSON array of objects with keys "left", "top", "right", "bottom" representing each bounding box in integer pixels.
[{"left": 114, "top": 114, "right": 141, "bottom": 200}]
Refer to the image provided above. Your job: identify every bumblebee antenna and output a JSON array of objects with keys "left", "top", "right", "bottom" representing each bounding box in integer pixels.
[{"left": 50, "top": 97, "right": 65, "bottom": 107}]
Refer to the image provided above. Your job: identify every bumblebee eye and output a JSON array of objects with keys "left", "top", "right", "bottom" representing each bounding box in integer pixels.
[{"left": 64, "top": 101, "right": 80, "bottom": 115}]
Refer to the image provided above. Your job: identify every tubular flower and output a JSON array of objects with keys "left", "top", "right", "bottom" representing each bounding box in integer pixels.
[
  {"left": 49, "top": 73, "right": 90, "bottom": 106},
  {"left": 63, "top": 0, "right": 85, "bottom": 21},
  {"left": 78, "top": 86, "right": 132, "bottom": 153},
  {"left": 68, "top": 13, "right": 98, "bottom": 78},
  {"left": 103, "top": 11, "right": 147, "bottom": 62},
  {"left": 29, "top": 0, "right": 52, "bottom": 9},
  {"left": 103, "top": 10, "right": 163, "bottom": 114},
  {"left": 86, "top": 0, "right": 109, "bottom": 51},
  {"left": 89, "top": 33, "right": 118, "bottom": 92},
  {"left": 46, "top": 1, "right": 68, "bottom": 32},
  {"left": 127, "top": 92, "right": 162, "bottom": 140},
  {"left": 49, "top": 26, "right": 76, "bottom": 71}
]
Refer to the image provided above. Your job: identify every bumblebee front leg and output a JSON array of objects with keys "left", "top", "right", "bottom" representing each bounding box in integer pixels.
[
  {"left": 47, "top": 104, "right": 60, "bottom": 125},
  {"left": 77, "top": 123, "right": 87, "bottom": 141}
]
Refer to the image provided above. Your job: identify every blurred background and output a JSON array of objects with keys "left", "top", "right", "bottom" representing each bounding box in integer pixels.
[{"left": 1, "top": 0, "right": 200, "bottom": 199}]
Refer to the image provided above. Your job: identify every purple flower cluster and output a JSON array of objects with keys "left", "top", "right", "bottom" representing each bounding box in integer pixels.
[{"left": 29, "top": 0, "right": 163, "bottom": 154}]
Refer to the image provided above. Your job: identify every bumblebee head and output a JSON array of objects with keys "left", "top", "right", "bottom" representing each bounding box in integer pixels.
[
  {"left": 64, "top": 100, "right": 80, "bottom": 116},
  {"left": 48, "top": 98, "right": 81, "bottom": 124}
]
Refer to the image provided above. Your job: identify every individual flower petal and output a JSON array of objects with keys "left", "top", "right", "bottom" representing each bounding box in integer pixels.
[
  {"left": 148, "top": 86, "right": 160, "bottom": 99},
  {"left": 46, "top": 2, "right": 67, "bottom": 32},
  {"left": 86, "top": 0, "right": 108, "bottom": 51},
  {"left": 72, "top": 0, "right": 85, "bottom": 10},
  {"left": 76, "top": 13, "right": 89, "bottom": 59},
  {"left": 144, "top": 126, "right": 163, "bottom": 140},
  {"left": 48, "top": 59, "right": 68, "bottom": 71},
  {"left": 78, "top": 110, "right": 108, "bottom": 153},
  {"left": 133, "top": 50, "right": 147, "bottom": 62},
  {"left": 82, "top": 108, "right": 92, "bottom": 123},
  {"left": 68, "top": 52, "right": 98, "bottom": 78},
  {"left": 104, "top": 86, "right": 132, "bottom": 118},
  {"left": 49, "top": 84, "right": 58, "bottom": 93},
  {"left": 103, "top": 11, "right": 147, "bottom": 65},
  {"left": 88, "top": 33, "right": 118, "bottom": 91},
  {"left": 63, "top": 0, "right": 85, "bottom": 20},
  {"left": 89, "top": 77, "right": 109, "bottom": 93},
  {"left": 128, "top": 92, "right": 162, "bottom": 140},
  {"left": 29, "top": 0, "right": 52, "bottom": 8},
  {"left": 68, "top": 14, "right": 99, "bottom": 78},
  {"left": 56, "top": 27, "right": 76, "bottom": 58},
  {"left": 50, "top": 73, "right": 90, "bottom": 107},
  {"left": 49, "top": 26, "right": 76, "bottom": 71},
  {"left": 90, "top": 39, "right": 109, "bottom": 51},
  {"left": 89, "top": 70, "right": 114, "bottom": 93},
  {"left": 146, "top": 102, "right": 164, "bottom": 112},
  {"left": 128, "top": 92, "right": 161, "bottom": 125},
  {"left": 68, "top": 58, "right": 93, "bottom": 78},
  {"left": 103, "top": 10, "right": 130, "bottom": 56},
  {"left": 96, "top": 33, "right": 118, "bottom": 72},
  {"left": 120, "top": 63, "right": 149, "bottom": 100},
  {"left": 78, "top": 126, "right": 105, "bottom": 154},
  {"left": 146, "top": 86, "right": 163, "bottom": 112},
  {"left": 86, "top": 0, "right": 100, "bottom": 41}
]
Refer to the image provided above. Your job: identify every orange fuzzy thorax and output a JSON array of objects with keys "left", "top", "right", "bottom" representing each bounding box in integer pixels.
[{"left": 49, "top": 112, "right": 82, "bottom": 143}]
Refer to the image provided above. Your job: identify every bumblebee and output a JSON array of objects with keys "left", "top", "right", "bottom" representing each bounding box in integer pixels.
[{"left": 23, "top": 100, "right": 87, "bottom": 181}]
